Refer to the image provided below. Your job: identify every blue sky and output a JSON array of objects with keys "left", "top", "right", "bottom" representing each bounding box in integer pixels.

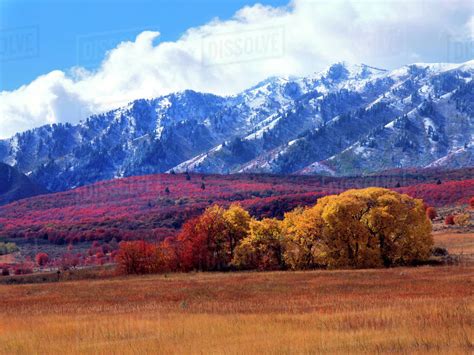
[{"left": 0, "top": 0, "right": 288, "bottom": 91}]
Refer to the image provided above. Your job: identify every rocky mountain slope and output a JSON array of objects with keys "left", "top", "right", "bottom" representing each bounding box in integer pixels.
[
  {"left": 0, "top": 61, "right": 472, "bottom": 191},
  {"left": 0, "top": 163, "right": 46, "bottom": 205}
]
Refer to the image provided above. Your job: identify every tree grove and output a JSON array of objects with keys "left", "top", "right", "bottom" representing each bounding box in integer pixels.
[{"left": 116, "top": 188, "right": 434, "bottom": 274}]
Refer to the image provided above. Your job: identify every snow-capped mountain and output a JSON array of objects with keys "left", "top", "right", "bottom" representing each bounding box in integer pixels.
[{"left": 0, "top": 61, "right": 473, "bottom": 191}]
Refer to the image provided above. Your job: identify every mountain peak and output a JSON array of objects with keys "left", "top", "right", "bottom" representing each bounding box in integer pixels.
[
  {"left": 396, "top": 60, "right": 474, "bottom": 76},
  {"left": 311, "top": 62, "right": 387, "bottom": 82},
  {"left": 0, "top": 61, "right": 472, "bottom": 190},
  {"left": 326, "top": 62, "right": 350, "bottom": 80}
]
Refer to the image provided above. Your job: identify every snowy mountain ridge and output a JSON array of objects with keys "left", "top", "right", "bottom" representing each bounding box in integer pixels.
[{"left": 0, "top": 60, "right": 473, "bottom": 191}]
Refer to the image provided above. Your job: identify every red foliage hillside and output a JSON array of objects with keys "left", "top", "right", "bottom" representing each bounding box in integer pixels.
[
  {"left": 397, "top": 179, "right": 474, "bottom": 207},
  {"left": 0, "top": 171, "right": 472, "bottom": 245}
]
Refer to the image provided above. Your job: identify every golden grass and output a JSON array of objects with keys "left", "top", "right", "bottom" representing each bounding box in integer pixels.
[
  {"left": 0, "top": 264, "right": 473, "bottom": 354},
  {"left": 434, "top": 232, "right": 474, "bottom": 255}
]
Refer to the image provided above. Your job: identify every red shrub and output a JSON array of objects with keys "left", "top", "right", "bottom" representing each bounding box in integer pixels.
[
  {"left": 14, "top": 264, "right": 33, "bottom": 275},
  {"left": 59, "top": 254, "right": 80, "bottom": 270},
  {"left": 35, "top": 253, "right": 49, "bottom": 266},
  {"left": 159, "top": 237, "right": 179, "bottom": 272},
  {"left": 0, "top": 170, "right": 472, "bottom": 262},
  {"left": 116, "top": 241, "right": 164, "bottom": 274},
  {"left": 445, "top": 215, "right": 455, "bottom": 225},
  {"left": 426, "top": 207, "right": 437, "bottom": 221}
]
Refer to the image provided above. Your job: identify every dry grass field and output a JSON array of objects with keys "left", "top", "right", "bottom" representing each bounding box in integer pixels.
[
  {"left": 434, "top": 231, "right": 474, "bottom": 255},
  {"left": 0, "top": 234, "right": 472, "bottom": 354}
]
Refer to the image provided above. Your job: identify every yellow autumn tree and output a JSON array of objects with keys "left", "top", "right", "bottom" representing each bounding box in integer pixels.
[
  {"left": 281, "top": 205, "right": 324, "bottom": 270},
  {"left": 317, "top": 193, "right": 383, "bottom": 268},
  {"left": 280, "top": 188, "right": 433, "bottom": 269},
  {"left": 309, "top": 188, "right": 433, "bottom": 268},
  {"left": 223, "top": 204, "right": 252, "bottom": 260},
  {"left": 453, "top": 212, "right": 470, "bottom": 226},
  {"left": 360, "top": 188, "right": 433, "bottom": 266},
  {"left": 232, "top": 218, "right": 285, "bottom": 270},
  {"left": 181, "top": 188, "right": 433, "bottom": 272}
]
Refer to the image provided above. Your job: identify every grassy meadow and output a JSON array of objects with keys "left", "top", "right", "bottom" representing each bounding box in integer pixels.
[{"left": 0, "top": 233, "right": 472, "bottom": 354}]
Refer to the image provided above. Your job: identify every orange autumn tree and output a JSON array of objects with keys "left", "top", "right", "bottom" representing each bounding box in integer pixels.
[
  {"left": 116, "top": 241, "right": 165, "bottom": 274},
  {"left": 178, "top": 204, "right": 250, "bottom": 271}
]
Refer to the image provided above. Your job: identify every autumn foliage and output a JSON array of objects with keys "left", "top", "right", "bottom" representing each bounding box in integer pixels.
[
  {"left": 233, "top": 218, "right": 285, "bottom": 270},
  {"left": 281, "top": 188, "right": 433, "bottom": 268},
  {"left": 445, "top": 215, "right": 455, "bottom": 225},
  {"left": 444, "top": 212, "right": 472, "bottom": 227},
  {"left": 426, "top": 207, "right": 437, "bottom": 221},
  {"left": 115, "top": 241, "right": 165, "bottom": 274},
  {"left": 1, "top": 171, "right": 471, "bottom": 249},
  {"left": 177, "top": 204, "right": 251, "bottom": 271},
  {"left": 117, "top": 188, "right": 433, "bottom": 274},
  {"left": 453, "top": 213, "right": 471, "bottom": 227},
  {"left": 35, "top": 253, "right": 49, "bottom": 267}
]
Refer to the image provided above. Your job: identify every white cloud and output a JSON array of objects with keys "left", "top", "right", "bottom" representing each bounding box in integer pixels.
[{"left": 1, "top": 0, "right": 473, "bottom": 139}]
